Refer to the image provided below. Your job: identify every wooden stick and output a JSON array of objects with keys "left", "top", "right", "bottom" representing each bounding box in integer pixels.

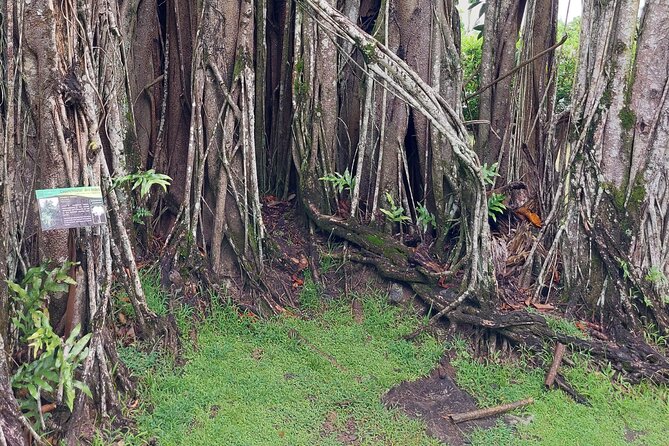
[
  {"left": 444, "top": 398, "right": 534, "bottom": 423},
  {"left": 545, "top": 342, "right": 566, "bottom": 388}
]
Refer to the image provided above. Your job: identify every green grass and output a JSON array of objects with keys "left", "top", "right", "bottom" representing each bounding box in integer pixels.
[
  {"left": 525, "top": 308, "right": 586, "bottom": 339},
  {"left": 122, "top": 291, "right": 443, "bottom": 446},
  {"left": 115, "top": 278, "right": 669, "bottom": 446},
  {"left": 448, "top": 338, "right": 669, "bottom": 446}
]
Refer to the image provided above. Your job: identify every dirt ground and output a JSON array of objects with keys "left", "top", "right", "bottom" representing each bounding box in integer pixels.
[{"left": 383, "top": 356, "right": 498, "bottom": 446}]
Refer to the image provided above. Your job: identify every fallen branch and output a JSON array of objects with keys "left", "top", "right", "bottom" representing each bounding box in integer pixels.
[
  {"left": 554, "top": 374, "right": 590, "bottom": 406},
  {"left": 544, "top": 342, "right": 566, "bottom": 388},
  {"left": 444, "top": 398, "right": 534, "bottom": 423}
]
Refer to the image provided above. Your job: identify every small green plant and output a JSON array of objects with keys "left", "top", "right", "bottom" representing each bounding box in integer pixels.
[
  {"left": 380, "top": 192, "right": 411, "bottom": 223},
  {"left": 319, "top": 241, "right": 344, "bottom": 275},
  {"left": 113, "top": 169, "right": 172, "bottom": 226},
  {"left": 487, "top": 193, "right": 507, "bottom": 222},
  {"left": 12, "top": 324, "right": 92, "bottom": 426},
  {"left": 131, "top": 207, "right": 153, "bottom": 225},
  {"left": 319, "top": 168, "right": 355, "bottom": 194},
  {"left": 416, "top": 203, "right": 436, "bottom": 233},
  {"left": 618, "top": 258, "right": 631, "bottom": 280},
  {"left": 113, "top": 169, "right": 172, "bottom": 199},
  {"left": 643, "top": 323, "right": 668, "bottom": 350},
  {"left": 7, "top": 263, "right": 76, "bottom": 339},
  {"left": 7, "top": 264, "right": 92, "bottom": 430},
  {"left": 481, "top": 162, "right": 500, "bottom": 186},
  {"left": 645, "top": 266, "right": 667, "bottom": 284}
]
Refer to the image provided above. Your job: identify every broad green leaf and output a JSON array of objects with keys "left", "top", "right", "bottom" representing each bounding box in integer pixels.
[
  {"left": 73, "top": 381, "right": 93, "bottom": 399},
  {"left": 27, "top": 384, "right": 39, "bottom": 400},
  {"left": 69, "top": 333, "right": 92, "bottom": 359}
]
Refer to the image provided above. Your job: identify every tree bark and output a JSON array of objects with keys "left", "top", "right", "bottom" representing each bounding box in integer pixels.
[
  {"left": 476, "top": 0, "right": 527, "bottom": 166},
  {"left": 535, "top": 0, "right": 669, "bottom": 334}
]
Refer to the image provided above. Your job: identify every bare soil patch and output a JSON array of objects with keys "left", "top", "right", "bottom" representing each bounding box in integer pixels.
[{"left": 383, "top": 356, "right": 497, "bottom": 445}]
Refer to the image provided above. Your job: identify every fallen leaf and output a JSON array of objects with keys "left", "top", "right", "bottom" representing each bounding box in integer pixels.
[
  {"left": 515, "top": 207, "right": 542, "bottom": 228},
  {"left": 531, "top": 302, "right": 555, "bottom": 311},
  {"left": 291, "top": 274, "right": 304, "bottom": 288},
  {"left": 118, "top": 312, "right": 127, "bottom": 325},
  {"left": 438, "top": 276, "right": 454, "bottom": 289},
  {"left": 40, "top": 403, "right": 57, "bottom": 414},
  {"left": 126, "top": 326, "right": 136, "bottom": 341}
]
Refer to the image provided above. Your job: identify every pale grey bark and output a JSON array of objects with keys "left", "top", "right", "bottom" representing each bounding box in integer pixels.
[
  {"left": 628, "top": 0, "right": 669, "bottom": 295},
  {"left": 302, "top": 0, "right": 494, "bottom": 296}
]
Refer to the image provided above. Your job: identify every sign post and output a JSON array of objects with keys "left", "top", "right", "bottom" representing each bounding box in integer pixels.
[
  {"left": 35, "top": 186, "right": 108, "bottom": 336},
  {"left": 35, "top": 186, "right": 107, "bottom": 231}
]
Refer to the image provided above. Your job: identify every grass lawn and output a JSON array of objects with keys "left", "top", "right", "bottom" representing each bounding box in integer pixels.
[
  {"left": 448, "top": 336, "right": 669, "bottom": 446},
  {"left": 112, "top": 282, "right": 669, "bottom": 446},
  {"left": 117, "top": 290, "right": 444, "bottom": 446}
]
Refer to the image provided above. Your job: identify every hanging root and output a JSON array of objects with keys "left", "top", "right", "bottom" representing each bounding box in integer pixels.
[{"left": 64, "top": 329, "right": 134, "bottom": 444}]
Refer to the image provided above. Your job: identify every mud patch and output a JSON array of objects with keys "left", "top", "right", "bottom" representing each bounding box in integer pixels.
[
  {"left": 382, "top": 358, "right": 497, "bottom": 445},
  {"left": 624, "top": 427, "right": 645, "bottom": 443}
]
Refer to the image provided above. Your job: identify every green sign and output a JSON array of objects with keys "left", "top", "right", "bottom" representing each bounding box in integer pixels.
[{"left": 35, "top": 186, "right": 107, "bottom": 231}]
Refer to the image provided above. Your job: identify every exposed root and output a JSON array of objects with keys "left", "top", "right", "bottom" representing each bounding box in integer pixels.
[
  {"left": 302, "top": 209, "right": 669, "bottom": 384},
  {"left": 448, "top": 308, "right": 669, "bottom": 385}
]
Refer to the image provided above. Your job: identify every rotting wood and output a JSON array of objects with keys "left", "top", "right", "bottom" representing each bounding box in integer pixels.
[
  {"left": 544, "top": 342, "right": 566, "bottom": 388},
  {"left": 444, "top": 398, "right": 534, "bottom": 423}
]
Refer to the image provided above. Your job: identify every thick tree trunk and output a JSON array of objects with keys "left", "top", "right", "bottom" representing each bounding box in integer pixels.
[
  {"left": 509, "top": 0, "right": 558, "bottom": 210},
  {"left": 627, "top": 0, "right": 669, "bottom": 301},
  {"left": 0, "top": 0, "right": 165, "bottom": 442},
  {"left": 299, "top": 0, "right": 494, "bottom": 299},
  {"left": 476, "top": 0, "right": 527, "bottom": 166},
  {"left": 549, "top": 0, "right": 669, "bottom": 334}
]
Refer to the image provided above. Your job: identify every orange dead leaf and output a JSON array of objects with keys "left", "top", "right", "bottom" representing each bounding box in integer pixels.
[
  {"left": 575, "top": 321, "right": 588, "bottom": 332},
  {"left": 515, "top": 207, "right": 542, "bottom": 228},
  {"left": 531, "top": 302, "right": 555, "bottom": 311},
  {"left": 291, "top": 274, "right": 304, "bottom": 288},
  {"left": 40, "top": 403, "right": 57, "bottom": 414}
]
